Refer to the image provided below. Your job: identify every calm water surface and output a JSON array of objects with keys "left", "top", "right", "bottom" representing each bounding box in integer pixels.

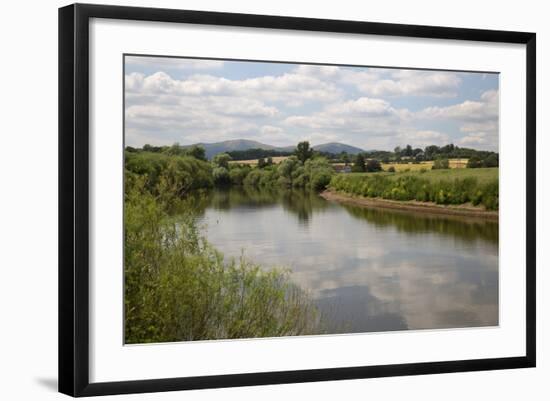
[{"left": 196, "top": 187, "right": 498, "bottom": 334}]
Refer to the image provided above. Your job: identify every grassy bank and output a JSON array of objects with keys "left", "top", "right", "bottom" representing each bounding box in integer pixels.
[{"left": 329, "top": 168, "right": 499, "bottom": 211}]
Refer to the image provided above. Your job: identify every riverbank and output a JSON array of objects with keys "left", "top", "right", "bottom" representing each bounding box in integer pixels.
[{"left": 320, "top": 189, "right": 499, "bottom": 220}]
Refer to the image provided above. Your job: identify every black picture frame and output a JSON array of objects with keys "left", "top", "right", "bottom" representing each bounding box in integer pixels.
[{"left": 59, "top": 3, "right": 536, "bottom": 397}]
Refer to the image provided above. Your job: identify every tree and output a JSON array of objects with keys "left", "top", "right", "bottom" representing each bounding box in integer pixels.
[
  {"left": 483, "top": 154, "right": 499, "bottom": 167},
  {"left": 212, "top": 166, "right": 230, "bottom": 185},
  {"left": 441, "top": 144, "right": 455, "bottom": 155},
  {"left": 404, "top": 144, "right": 413, "bottom": 157},
  {"left": 467, "top": 155, "right": 483, "bottom": 168},
  {"left": 366, "top": 159, "right": 382, "bottom": 172},
  {"left": 211, "top": 153, "right": 232, "bottom": 185},
  {"left": 212, "top": 153, "right": 232, "bottom": 169},
  {"left": 340, "top": 152, "right": 350, "bottom": 166},
  {"left": 277, "top": 156, "right": 300, "bottom": 187},
  {"left": 186, "top": 145, "right": 207, "bottom": 161},
  {"left": 278, "top": 157, "right": 299, "bottom": 178},
  {"left": 394, "top": 146, "right": 402, "bottom": 156},
  {"left": 295, "top": 141, "right": 314, "bottom": 163},
  {"left": 352, "top": 154, "right": 366, "bottom": 172},
  {"left": 164, "top": 143, "right": 186, "bottom": 156},
  {"left": 424, "top": 145, "right": 440, "bottom": 160},
  {"left": 257, "top": 158, "right": 267, "bottom": 168},
  {"left": 266, "top": 157, "right": 273, "bottom": 166}
]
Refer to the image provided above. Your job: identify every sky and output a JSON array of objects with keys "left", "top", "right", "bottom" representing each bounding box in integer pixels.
[{"left": 124, "top": 55, "right": 499, "bottom": 151}]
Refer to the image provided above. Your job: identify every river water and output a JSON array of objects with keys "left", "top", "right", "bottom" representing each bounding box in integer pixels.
[{"left": 197, "top": 186, "right": 499, "bottom": 334}]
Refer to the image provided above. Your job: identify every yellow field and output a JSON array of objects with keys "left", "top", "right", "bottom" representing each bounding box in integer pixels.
[
  {"left": 381, "top": 159, "right": 468, "bottom": 172},
  {"left": 229, "top": 157, "right": 469, "bottom": 171},
  {"left": 229, "top": 156, "right": 289, "bottom": 166}
]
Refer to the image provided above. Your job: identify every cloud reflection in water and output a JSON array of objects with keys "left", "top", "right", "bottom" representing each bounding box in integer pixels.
[{"left": 197, "top": 187, "right": 498, "bottom": 333}]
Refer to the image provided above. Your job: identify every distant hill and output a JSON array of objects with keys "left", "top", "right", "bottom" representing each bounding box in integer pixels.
[
  {"left": 190, "top": 140, "right": 278, "bottom": 159},
  {"left": 312, "top": 142, "right": 364, "bottom": 155},
  {"left": 187, "top": 139, "right": 365, "bottom": 159}
]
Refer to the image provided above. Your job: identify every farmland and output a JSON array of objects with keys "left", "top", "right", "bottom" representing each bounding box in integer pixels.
[
  {"left": 229, "top": 156, "right": 289, "bottom": 166},
  {"left": 380, "top": 158, "right": 468, "bottom": 171},
  {"left": 231, "top": 158, "right": 469, "bottom": 170}
]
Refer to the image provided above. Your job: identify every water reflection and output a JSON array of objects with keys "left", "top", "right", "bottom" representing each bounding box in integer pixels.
[{"left": 194, "top": 186, "right": 499, "bottom": 333}]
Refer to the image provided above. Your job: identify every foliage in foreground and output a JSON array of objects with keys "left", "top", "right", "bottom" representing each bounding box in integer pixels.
[
  {"left": 329, "top": 169, "right": 499, "bottom": 210},
  {"left": 124, "top": 177, "right": 319, "bottom": 344}
]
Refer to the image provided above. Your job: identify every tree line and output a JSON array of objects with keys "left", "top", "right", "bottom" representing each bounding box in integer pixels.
[
  {"left": 332, "top": 143, "right": 498, "bottom": 167},
  {"left": 125, "top": 141, "right": 336, "bottom": 193}
]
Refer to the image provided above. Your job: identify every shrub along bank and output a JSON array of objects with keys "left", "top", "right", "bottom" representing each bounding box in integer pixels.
[
  {"left": 124, "top": 169, "right": 320, "bottom": 343},
  {"left": 329, "top": 168, "right": 499, "bottom": 211}
]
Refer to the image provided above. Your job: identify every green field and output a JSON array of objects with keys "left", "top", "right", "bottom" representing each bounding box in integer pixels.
[
  {"left": 330, "top": 168, "right": 499, "bottom": 210},
  {"left": 356, "top": 167, "right": 499, "bottom": 183}
]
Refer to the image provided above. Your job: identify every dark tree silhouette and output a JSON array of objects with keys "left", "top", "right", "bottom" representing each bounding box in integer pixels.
[{"left": 295, "top": 141, "right": 314, "bottom": 163}]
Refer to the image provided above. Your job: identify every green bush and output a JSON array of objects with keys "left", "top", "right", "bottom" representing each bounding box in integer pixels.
[
  {"left": 228, "top": 166, "right": 250, "bottom": 185},
  {"left": 467, "top": 155, "right": 483, "bottom": 168},
  {"left": 124, "top": 178, "right": 320, "bottom": 343},
  {"left": 125, "top": 151, "right": 213, "bottom": 195},
  {"left": 366, "top": 159, "right": 382, "bottom": 172},
  {"left": 432, "top": 158, "right": 450, "bottom": 170}
]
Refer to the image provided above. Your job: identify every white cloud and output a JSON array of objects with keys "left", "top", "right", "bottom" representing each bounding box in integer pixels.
[
  {"left": 294, "top": 64, "right": 342, "bottom": 78},
  {"left": 396, "top": 130, "right": 450, "bottom": 148},
  {"left": 343, "top": 69, "right": 461, "bottom": 98},
  {"left": 126, "top": 71, "right": 341, "bottom": 104},
  {"left": 283, "top": 96, "right": 407, "bottom": 135},
  {"left": 124, "top": 60, "right": 498, "bottom": 151},
  {"left": 329, "top": 97, "right": 394, "bottom": 116},
  {"left": 260, "top": 125, "right": 284, "bottom": 135},
  {"left": 124, "top": 69, "right": 345, "bottom": 146},
  {"left": 419, "top": 89, "right": 498, "bottom": 122},
  {"left": 458, "top": 132, "right": 492, "bottom": 146},
  {"left": 126, "top": 56, "right": 225, "bottom": 70},
  {"left": 415, "top": 89, "right": 498, "bottom": 150},
  {"left": 292, "top": 65, "right": 461, "bottom": 98}
]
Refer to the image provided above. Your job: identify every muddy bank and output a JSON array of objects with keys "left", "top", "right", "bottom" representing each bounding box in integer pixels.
[{"left": 320, "top": 190, "right": 499, "bottom": 221}]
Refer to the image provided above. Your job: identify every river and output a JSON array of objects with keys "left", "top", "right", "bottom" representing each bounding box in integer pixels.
[{"left": 196, "top": 186, "right": 499, "bottom": 334}]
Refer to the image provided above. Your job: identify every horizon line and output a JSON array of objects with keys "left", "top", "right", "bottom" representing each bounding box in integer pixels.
[{"left": 125, "top": 139, "right": 498, "bottom": 154}]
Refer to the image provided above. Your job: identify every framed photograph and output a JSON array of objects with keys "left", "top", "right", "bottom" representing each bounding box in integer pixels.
[{"left": 58, "top": 3, "right": 536, "bottom": 397}]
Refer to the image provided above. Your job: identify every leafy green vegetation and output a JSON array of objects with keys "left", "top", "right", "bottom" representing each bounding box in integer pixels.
[
  {"left": 229, "top": 155, "right": 335, "bottom": 191},
  {"left": 329, "top": 143, "right": 498, "bottom": 165},
  {"left": 227, "top": 148, "right": 292, "bottom": 161},
  {"left": 124, "top": 175, "right": 320, "bottom": 344},
  {"left": 124, "top": 139, "right": 499, "bottom": 343},
  {"left": 432, "top": 158, "right": 450, "bottom": 170},
  {"left": 329, "top": 168, "right": 499, "bottom": 210},
  {"left": 467, "top": 153, "right": 499, "bottom": 168},
  {"left": 125, "top": 151, "right": 213, "bottom": 196}
]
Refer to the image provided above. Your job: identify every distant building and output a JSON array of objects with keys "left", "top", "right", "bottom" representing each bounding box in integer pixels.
[{"left": 333, "top": 164, "right": 352, "bottom": 173}]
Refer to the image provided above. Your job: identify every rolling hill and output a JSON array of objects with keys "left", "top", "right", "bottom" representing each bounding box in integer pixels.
[
  {"left": 187, "top": 140, "right": 365, "bottom": 159},
  {"left": 190, "top": 140, "right": 277, "bottom": 159},
  {"left": 312, "top": 142, "right": 364, "bottom": 155}
]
